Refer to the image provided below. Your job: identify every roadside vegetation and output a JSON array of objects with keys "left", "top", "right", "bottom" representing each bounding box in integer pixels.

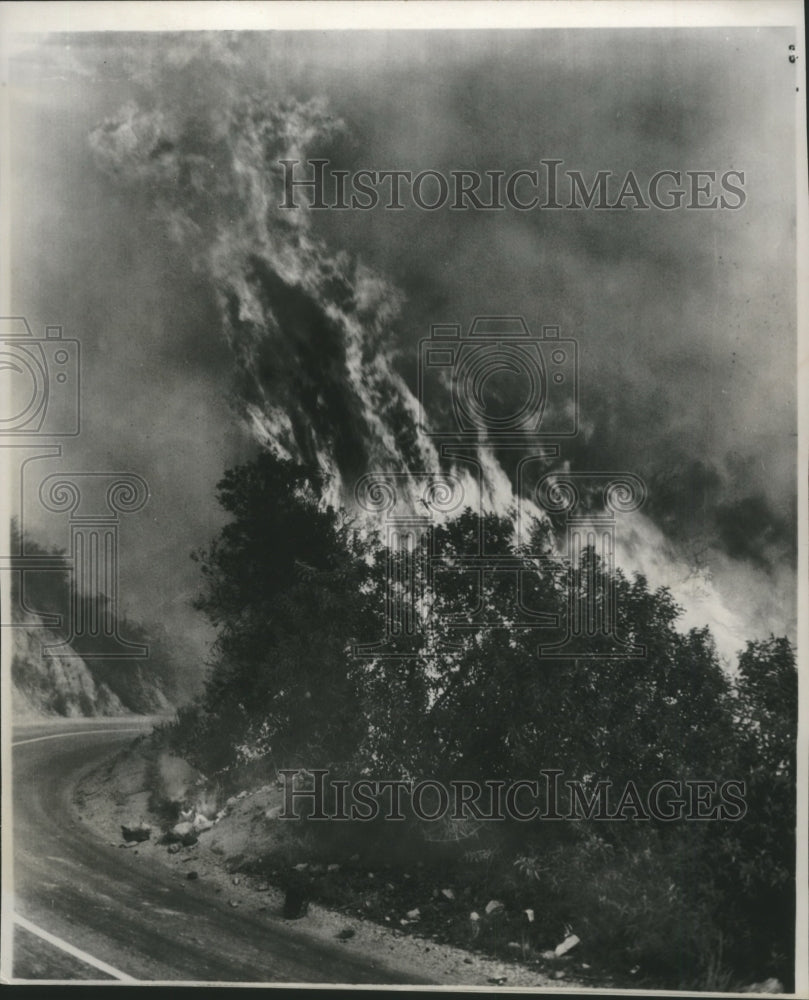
[{"left": 164, "top": 453, "right": 796, "bottom": 991}]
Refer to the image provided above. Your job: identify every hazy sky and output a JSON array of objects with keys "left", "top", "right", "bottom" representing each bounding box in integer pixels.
[{"left": 7, "top": 28, "right": 799, "bottom": 679}]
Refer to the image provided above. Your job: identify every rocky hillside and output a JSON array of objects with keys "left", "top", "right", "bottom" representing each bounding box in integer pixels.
[{"left": 11, "top": 612, "right": 172, "bottom": 719}]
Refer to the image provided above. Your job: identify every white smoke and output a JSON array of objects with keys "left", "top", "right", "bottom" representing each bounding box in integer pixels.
[
  {"left": 89, "top": 90, "right": 519, "bottom": 514},
  {"left": 88, "top": 74, "right": 787, "bottom": 669}
]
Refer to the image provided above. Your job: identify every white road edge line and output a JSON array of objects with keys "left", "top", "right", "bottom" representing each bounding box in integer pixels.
[
  {"left": 12, "top": 729, "right": 147, "bottom": 747},
  {"left": 14, "top": 914, "right": 138, "bottom": 982},
  {"left": 10, "top": 725, "right": 149, "bottom": 981}
]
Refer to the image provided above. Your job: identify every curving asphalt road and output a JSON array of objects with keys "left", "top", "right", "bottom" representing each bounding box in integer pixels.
[{"left": 7, "top": 719, "right": 435, "bottom": 985}]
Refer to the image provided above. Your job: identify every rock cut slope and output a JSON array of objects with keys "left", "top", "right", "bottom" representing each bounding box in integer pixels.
[{"left": 10, "top": 612, "right": 172, "bottom": 719}]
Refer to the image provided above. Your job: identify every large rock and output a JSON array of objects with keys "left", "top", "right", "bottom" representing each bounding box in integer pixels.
[
  {"left": 121, "top": 823, "right": 151, "bottom": 843},
  {"left": 283, "top": 869, "right": 311, "bottom": 919},
  {"left": 169, "top": 821, "right": 198, "bottom": 846},
  {"left": 283, "top": 887, "right": 309, "bottom": 919}
]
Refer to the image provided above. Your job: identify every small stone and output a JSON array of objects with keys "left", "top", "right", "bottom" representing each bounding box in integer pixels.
[
  {"left": 464, "top": 958, "right": 473, "bottom": 964},
  {"left": 232, "top": 876, "right": 241, "bottom": 885},
  {"left": 441, "top": 888, "right": 455, "bottom": 900},
  {"left": 469, "top": 911, "right": 480, "bottom": 921},
  {"left": 256, "top": 883, "right": 270, "bottom": 892},
  {"left": 541, "top": 950, "right": 556, "bottom": 960},
  {"left": 487, "top": 977, "right": 507, "bottom": 985},
  {"left": 485, "top": 899, "right": 504, "bottom": 915},
  {"left": 229, "top": 900, "right": 239, "bottom": 907},
  {"left": 524, "top": 908, "right": 535, "bottom": 922},
  {"left": 293, "top": 863, "right": 309, "bottom": 872},
  {"left": 406, "top": 908, "right": 420, "bottom": 920},
  {"left": 327, "top": 863, "right": 340, "bottom": 872},
  {"left": 553, "top": 970, "right": 566, "bottom": 980},
  {"left": 336, "top": 928, "right": 355, "bottom": 941},
  {"left": 507, "top": 941, "right": 521, "bottom": 950}
]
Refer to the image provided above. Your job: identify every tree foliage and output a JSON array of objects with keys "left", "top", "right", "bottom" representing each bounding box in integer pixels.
[
  {"left": 189, "top": 455, "right": 379, "bottom": 768},
  {"left": 181, "top": 454, "right": 797, "bottom": 986}
]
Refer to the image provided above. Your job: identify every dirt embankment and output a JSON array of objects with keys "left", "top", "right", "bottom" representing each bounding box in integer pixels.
[{"left": 76, "top": 734, "right": 591, "bottom": 988}]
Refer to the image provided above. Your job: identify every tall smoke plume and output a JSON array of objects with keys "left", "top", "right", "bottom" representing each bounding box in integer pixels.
[{"left": 11, "top": 31, "right": 794, "bottom": 673}]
